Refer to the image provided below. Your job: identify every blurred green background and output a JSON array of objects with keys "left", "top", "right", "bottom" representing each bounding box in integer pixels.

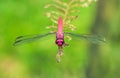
[{"left": 0, "top": 0, "right": 120, "bottom": 78}]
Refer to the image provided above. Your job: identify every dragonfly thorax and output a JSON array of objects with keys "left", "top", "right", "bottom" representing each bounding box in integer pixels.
[
  {"left": 56, "top": 32, "right": 64, "bottom": 38},
  {"left": 56, "top": 32, "right": 64, "bottom": 46}
]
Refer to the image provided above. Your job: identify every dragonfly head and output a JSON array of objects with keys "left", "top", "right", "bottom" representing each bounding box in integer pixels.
[{"left": 56, "top": 39, "right": 64, "bottom": 46}]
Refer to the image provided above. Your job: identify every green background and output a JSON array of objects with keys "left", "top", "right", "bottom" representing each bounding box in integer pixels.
[{"left": 0, "top": 0, "right": 120, "bottom": 78}]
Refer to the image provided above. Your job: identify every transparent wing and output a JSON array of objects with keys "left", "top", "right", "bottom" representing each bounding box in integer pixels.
[
  {"left": 13, "top": 32, "right": 55, "bottom": 46},
  {"left": 65, "top": 32, "right": 106, "bottom": 44}
]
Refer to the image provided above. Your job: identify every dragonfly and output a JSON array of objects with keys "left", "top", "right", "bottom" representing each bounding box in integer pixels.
[{"left": 13, "top": 17, "right": 106, "bottom": 62}]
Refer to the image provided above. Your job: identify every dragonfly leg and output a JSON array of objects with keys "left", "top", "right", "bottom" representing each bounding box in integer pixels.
[{"left": 63, "top": 43, "right": 69, "bottom": 47}]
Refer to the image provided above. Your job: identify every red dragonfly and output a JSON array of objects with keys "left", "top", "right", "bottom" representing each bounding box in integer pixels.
[{"left": 13, "top": 17, "right": 106, "bottom": 62}]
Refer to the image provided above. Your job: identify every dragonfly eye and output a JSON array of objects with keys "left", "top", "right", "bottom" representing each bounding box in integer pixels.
[
  {"left": 55, "top": 39, "right": 64, "bottom": 46},
  {"left": 57, "top": 42, "right": 63, "bottom": 46}
]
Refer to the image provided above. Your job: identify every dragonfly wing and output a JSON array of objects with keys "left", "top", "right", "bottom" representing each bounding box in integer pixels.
[
  {"left": 13, "top": 32, "right": 56, "bottom": 46},
  {"left": 65, "top": 32, "right": 106, "bottom": 44}
]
